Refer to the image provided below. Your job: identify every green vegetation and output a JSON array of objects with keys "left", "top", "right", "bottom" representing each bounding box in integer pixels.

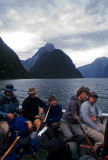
[{"left": 0, "top": 38, "right": 30, "bottom": 79}]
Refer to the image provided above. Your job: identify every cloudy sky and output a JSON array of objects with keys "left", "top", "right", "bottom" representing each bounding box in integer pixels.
[{"left": 0, "top": 0, "right": 108, "bottom": 67}]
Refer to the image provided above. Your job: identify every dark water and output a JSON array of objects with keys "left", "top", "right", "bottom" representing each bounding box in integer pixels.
[{"left": 0, "top": 78, "right": 108, "bottom": 113}]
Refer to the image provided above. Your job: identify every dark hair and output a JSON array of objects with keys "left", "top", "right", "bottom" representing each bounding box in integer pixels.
[
  {"left": 77, "top": 86, "right": 90, "bottom": 97},
  {"left": 49, "top": 95, "right": 56, "bottom": 102},
  {"left": 88, "top": 95, "right": 98, "bottom": 100}
]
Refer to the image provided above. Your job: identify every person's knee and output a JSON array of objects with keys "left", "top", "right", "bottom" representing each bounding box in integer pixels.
[
  {"left": 63, "top": 130, "right": 74, "bottom": 142},
  {"left": 33, "top": 119, "right": 41, "bottom": 131},
  {"left": 72, "top": 129, "right": 84, "bottom": 142},
  {"left": 65, "top": 136, "right": 73, "bottom": 143},
  {"left": 76, "top": 133, "right": 84, "bottom": 142},
  {"left": 34, "top": 119, "right": 41, "bottom": 124},
  {"left": 59, "top": 122, "right": 74, "bottom": 141},
  {"left": 98, "top": 135, "right": 104, "bottom": 144},
  {"left": 67, "top": 133, "right": 74, "bottom": 140},
  {"left": 0, "top": 121, "right": 9, "bottom": 135},
  {"left": 27, "top": 121, "right": 33, "bottom": 130},
  {"left": 33, "top": 119, "right": 41, "bottom": 128},
  {"left": 78, "top": 132, "right": 84, "bottom": 138}
]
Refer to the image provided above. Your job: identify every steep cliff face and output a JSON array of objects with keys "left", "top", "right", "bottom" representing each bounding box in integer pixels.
[
  {"left": 21, "top": 43, "right": 55, "bottom": 71},
  {"left": 103, "top": 64, "right": 108, "bottom": 78},
  {"left": 29, "top": 48, "right": 83, "bottom": 78},
  {"left": 78, "top": 57, "right": 108, "bottom": 78},
  {"left": 0, "top": 37, "right": 30, "bottom": 79}
]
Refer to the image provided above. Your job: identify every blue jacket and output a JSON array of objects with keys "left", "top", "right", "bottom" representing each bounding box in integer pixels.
[
  {"left": 45, "top": 104, "right": 62, "bottom": 124},
  {"left": 0, "top": 92, "right": 19, "bottom": 123}
]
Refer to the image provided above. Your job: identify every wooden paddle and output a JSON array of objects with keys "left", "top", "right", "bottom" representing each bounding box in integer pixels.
[
  {"left": 38, "top": 105, "right": 51, "bottom": 136},
  {"left": 74, "top": 113, "right": 99, "bottom": 160},
  {"left": 43, "top": 105, "right": 51, "bottom": 122},
  {"left": 1, "top": 136, "right": 20, "bottom": 160}
]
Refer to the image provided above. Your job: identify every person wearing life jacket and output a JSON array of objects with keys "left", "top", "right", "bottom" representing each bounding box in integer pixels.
[
  {"left": 80, "top": 92, "right": 105, "bottom": 149},
  {"left": 0, "top": 84, "right": 19, "bottom": 135},
  {"left": 22, "top": 87, "right": 46, "bottom": 133},
  {"left": 60, "top": 86, "right": 90, "bottom": 143}
]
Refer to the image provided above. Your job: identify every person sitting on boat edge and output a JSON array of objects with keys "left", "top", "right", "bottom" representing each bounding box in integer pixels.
[
  {"left": 0, "top": 84, "right": 19, "bottom": 135},
  {"left": 44, "top": 95, "right": 62, "bottom": 136},
  {"left": 60, "top": 86, "right": 90, "bottom": 143},
  {"left": 22, "top": 87, "right": 46, "bottom": 133},
  {"left": 80, "top": 92, "right": 105, "bottom": 149}
]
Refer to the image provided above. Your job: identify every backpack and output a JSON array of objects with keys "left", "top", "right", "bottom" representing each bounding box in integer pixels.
[
  {"left": 79, "top": 155, "right": 96, "bottom": 160},
  {"left": 3, "top": 136, "right": 39, "bottom": 160},
  {"left": 30, "top": 136, "right": 39, "bottom": 155},
  {"left": 36, "top": 137, "right": 70, "bottom": 160},
  {"left": 96, "top": 144, "right": 106, "bottom": 160},
  {"left": 2, "top": 151, "right": 18, "bottom": 160},
  {"left": 80, "top": 144, "right": 94, "bottom": 157},
  {"left": 10, "top": 117, "right": 29, "bottom": 141},
  {"left": 1, "top": 119, "right": 38, "bottom": 160},
  {"left": 36, "top": 127, "right": 72, "bottom": 160},
  {"left": 46, "top": 138, "right": 68, "bottom": 160}
]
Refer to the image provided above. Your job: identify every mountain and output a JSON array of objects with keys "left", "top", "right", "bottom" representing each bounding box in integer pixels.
[
  {"left": 21, "top": 58, "right": 32, "bottom": 72},
  {"left": 78, "top": 57, "right": 108, "bottom": 78},
  {"left": 0, "top": 37, "right": 30, "bottom": 79},
  {"left": 21, "top": 43, "right": 55, "bottom": 71},
  {"left": 103, "top": 64, "right": 108, "bottom": 78},
  {"left": 25, "top": 43, "right": 83, "bottom": 78}
]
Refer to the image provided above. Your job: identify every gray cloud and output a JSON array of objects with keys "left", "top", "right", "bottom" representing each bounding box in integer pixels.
[
  {"left": 85, "top": 0, "right": 108, "bottom": 15},
  {"left": 0, "top": 0, "right": 56, "bottom": 30},
  {"left": 0, "top": 0, "right": 108, "bottom": 67},
  {"left": 44, "top": 29, "right": 108, "bottom": 51},
  {"left": 0, "top": 0, "right": 55, "bottom": 9}
]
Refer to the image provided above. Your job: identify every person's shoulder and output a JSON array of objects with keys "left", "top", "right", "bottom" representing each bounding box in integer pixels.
[
  {"left": 45, "top": 104, "right": 50, "bottom": 110},
  {"left": 83, "top": 100, "right": 89, "bottom": 104},
  {"left": 35, "top": 96, "right": 40, "bottom": 100},
  {"left": 70, "top": 95, "right": 78, "bottom": 104},
  {"left": 45, "top": 104, "right": 49, "bottom": 108},
  {"left": 22, "top": 96, "right": 29, "bottom": 103},
  {"left": 81, "top": 100, "right": 89, "bottom": 108},
  {"left": 24, "top": 96, "right": 29, "bottom": 100},
  {"left": 36, "top": 97, "right": 45, "bottom": 104},
  {"left": 12, "top": 94, "right": 18, "bottom": 100},
  {"left": 35, "top": 97, "right": 43, "bottom": 103},
  {"left": 56, "top": 104, "right": 62, "bottom": 108}
]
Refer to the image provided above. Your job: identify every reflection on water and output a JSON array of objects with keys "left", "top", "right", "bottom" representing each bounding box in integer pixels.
[{"left": 0, "top": 78, "right": 108, "bottom": 113}]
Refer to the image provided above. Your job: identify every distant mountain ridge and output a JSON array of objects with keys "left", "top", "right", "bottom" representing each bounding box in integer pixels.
[
  {"left": 21, "top": 43, "right": 55, "bottom": 71},
  {"left": 103, "top": 63, "right": 108, "bottom": 78},
  {"left": 1, "top": 37, "right": 108, "bottom": 79},
  {"left": 78, "top": 57, "right": 108, "bottom": 78},
  {"left": 0, "top": 37, "right": 30, "bottom": 79},
  {"left": 21, "top": 43, "right": 83, "bottom": 78}
]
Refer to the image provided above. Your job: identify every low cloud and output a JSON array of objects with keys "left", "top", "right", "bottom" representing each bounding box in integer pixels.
[{"left": 0, "top": 0, "right": 108, "bottom": 67}]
